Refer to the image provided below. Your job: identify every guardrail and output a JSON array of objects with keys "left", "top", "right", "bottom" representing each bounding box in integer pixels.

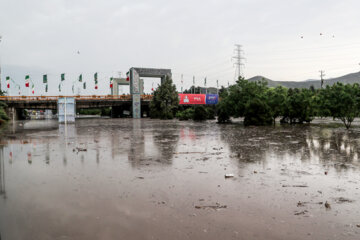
[{"left": 0, "top": 95, "right": 153, "bottom": 101}]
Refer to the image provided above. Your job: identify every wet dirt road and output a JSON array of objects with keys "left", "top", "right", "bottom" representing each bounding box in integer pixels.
[{"left": 0, "top": 119, "right": 360, "bottom": 240}]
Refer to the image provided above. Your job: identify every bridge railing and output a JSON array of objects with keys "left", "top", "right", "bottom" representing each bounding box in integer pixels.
[{"left": 0, "top": 95, "right": 153, "bottom": 101}]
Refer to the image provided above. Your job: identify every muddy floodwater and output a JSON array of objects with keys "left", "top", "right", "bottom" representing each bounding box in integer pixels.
[{"left": 1, "top": 118, "right": 360, "bottom": 240}]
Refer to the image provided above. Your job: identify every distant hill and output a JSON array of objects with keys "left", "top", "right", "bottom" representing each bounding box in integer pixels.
[{"left": 247, "top": 72, "right": 360, "bottom": 89}]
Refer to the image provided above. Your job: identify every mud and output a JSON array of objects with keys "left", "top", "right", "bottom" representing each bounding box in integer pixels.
[{"left": 0, "top": 118, "right": 360, "bottom": 239}]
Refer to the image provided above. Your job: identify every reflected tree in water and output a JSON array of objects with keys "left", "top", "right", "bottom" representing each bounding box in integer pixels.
[{"left": 220, "top": 124, "right": 360, "bottom": 173}]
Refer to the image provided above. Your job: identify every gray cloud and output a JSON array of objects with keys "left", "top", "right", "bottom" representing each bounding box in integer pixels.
[{"left": 1, "top": 0, "right": 360, "bottom": 95}]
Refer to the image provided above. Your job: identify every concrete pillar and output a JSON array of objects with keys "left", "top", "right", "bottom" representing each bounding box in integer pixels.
[
  {"left": 131, "top": 69, "right": 141, "bottom": 119},
  {"left": 5, "top": 107, "right": 17, "bottom": 122},
  {"left": 58, "top": 97, "right": 76, "bottom": 123}
]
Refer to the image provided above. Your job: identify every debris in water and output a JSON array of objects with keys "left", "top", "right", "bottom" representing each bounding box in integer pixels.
[
  {"left": 294, "top": 210, "right": 308, "bottom": 215},
  {"left": 325, "top": 201, "right": 331, "bottom": 209},
  {"left": 73, "top": 147, "right": 87, "bottom": 152},
  {"left": 324, "top": 171, "right": 328, "bottom": 175},
  {"left": 333, "top": 197, "right": 354, "bottom": 203},
  {"left": 225, "top": 174, "right": 234, "bottom": 179},
  {"left": 282, "top": 184, "right": 308, "bottom": 188},
  {"left": 174, "top": 152, "right": 206, "bottom": 154},
  {"left": 297, "top": 201, "right": 307, "bottom": 207},
  {"left": 195, "top": 203, "right": 227, "bottom": 210},
  {"left": 297, "top": 201, "right": 323, "bottom": 207}
]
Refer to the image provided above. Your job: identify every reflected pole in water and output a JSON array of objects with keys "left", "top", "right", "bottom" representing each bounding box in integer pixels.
[
  {"left": 0, "top": 146, "right": 6, "bottom": 199},
  {"left": 45, "top": 142, "right": 50, "bottom": 165}
]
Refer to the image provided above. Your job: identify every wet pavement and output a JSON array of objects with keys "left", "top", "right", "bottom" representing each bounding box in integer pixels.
[{"left": 0, "top": 118, "right": 360, "bottom": 240}]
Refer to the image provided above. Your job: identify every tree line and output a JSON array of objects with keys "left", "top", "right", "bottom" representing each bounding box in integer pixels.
[
  {"left": 217, "top": 77, "right": 360, "bottom": 129},
  {"left": 150, "top": 77, "right": 360, "bottom": 129}
]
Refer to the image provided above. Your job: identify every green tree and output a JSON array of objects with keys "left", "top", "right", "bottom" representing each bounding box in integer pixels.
[
  {"left": 323, "top": 83, "right": 360, "bottom": 129},
  {"left": 150, "top": 77, "right": 179, "bottom": 119},
  {"left": 282, "top": 88, "right": 314, "bottom": 124},
  {"left": 175, "top": 107, "right": 194, "bottom": 120},
  {"left": 193, "top": 105, "right": 207, "bottom": 121},
  {"left": 0, "top": 101, "right": 9, "bottom": 125},
  {"left": 266, "top": 86, "right": 287, "bottom": 124},
  {"left": 244, "top": 97, "right": 273, "bottom": 126},
  {"left": 217, "top": 77, "right": 271, "bottom": 125}
]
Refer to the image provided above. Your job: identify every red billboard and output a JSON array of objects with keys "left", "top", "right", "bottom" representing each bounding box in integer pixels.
[{"left": 179, "top": 94, "right": 206, "bottom": 105}]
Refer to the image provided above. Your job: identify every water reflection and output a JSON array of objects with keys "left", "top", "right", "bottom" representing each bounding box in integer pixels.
[
  {"left": 1, "top": 119, "right": 360, "bottom": 240},
  {"left": 127, "top": 120, "right": 180, "bottom": 167},
  {"left": 152, "top": 122, "right": 180, "bottom": 164},
  {"left": 0, "top": 146, "right": 5, "bottom": 199},
  {"left": 221, "top": 124, "right": 360, "bottom": 173}
]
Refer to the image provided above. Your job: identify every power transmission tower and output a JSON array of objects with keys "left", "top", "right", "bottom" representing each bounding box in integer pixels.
[
  {"left": 232, "top": 44, "right": 245, "bottom": 81},
  {"left": 319, "top": 70, "right": 325, "bottom": 88}
]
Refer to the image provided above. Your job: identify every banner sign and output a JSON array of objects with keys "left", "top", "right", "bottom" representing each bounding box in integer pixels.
[
  {"left": 179, "top": 94, "right": 206, "bottom": 105},
  {"left": 179, "top": 94, "right": 219, "bottom": 105},
  {"left": 205, "top": 94, "right": 219, "bottom": 104}
]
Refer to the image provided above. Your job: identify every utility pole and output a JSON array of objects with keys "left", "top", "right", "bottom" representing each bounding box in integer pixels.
[
  {"left": 232, "top": 44, "right": 245, "bottom": 81},
  {"left": 319, "top": 70, "right": 325, "bottom": 88},
  {"left": 181, "top": 74, "right": 183, "bottom": 93}
]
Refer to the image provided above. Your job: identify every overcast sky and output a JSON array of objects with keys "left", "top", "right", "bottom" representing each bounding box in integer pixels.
[{"left": 1, "top": 0, "right": 360, "bottom": 95}]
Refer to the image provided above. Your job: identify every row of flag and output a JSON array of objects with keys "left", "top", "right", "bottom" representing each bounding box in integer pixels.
[{"left": 5, "top": 72, "right": 125, "bottom": 94}]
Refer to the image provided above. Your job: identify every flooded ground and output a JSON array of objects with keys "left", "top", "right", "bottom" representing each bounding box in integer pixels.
[{"left": 0, "top": 118, "right": 360, "bottom": 240}]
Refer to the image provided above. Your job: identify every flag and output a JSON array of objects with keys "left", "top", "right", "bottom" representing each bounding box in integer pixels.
[
  {"left": 6, "top": 76, "right": 10, "bottom": 88},
  {"left": 25, "top": 75, "right": 30, "bottom": 87},
  {"left": 79, "top": 74, "right": 82, "bottom": 82},
  {"left": 94, "top": 72, "right": 98, "bottom": 89},
  {"left": 94, "top": 72, "right": 98, "bottom": 83},
  {"left": 126, "top": 71, "right": 130, "bottom": 81},
  {"left": 152, "top": 88, "right": 154, "bottom": 91},
  {"left": 45, "top": 84, "right": 48, "bottom": 93},
  {"left": 83, "top": 82, "right": 86, "bottom": 89},
  {"left": 43, "top": 74, "right": 47, "bottom": 84},
  {"left": 31, "top": 83, "right": 35, "bottom": 94},
  {"left": 61, "top": 73, "right": 65, "bottom": 81},
  {"left": 110, "top": 77, "right": 113, "bottom": 88}
]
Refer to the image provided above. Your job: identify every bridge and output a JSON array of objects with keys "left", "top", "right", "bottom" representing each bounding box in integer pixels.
[
  {"left": 0, "top": 95, "right": 153, "bottom": 120},
  {"left": 0, "top": 67, "right": 218, "bottom": 121}
]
